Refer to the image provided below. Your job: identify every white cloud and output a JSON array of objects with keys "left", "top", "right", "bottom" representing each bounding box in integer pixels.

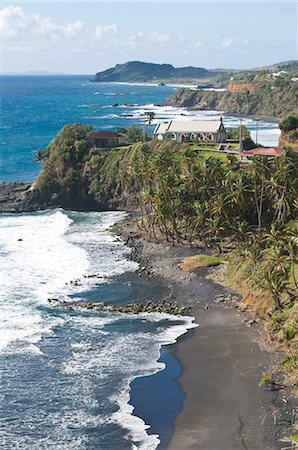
[
  {"left": 0, "top": 5, "right": 84, "bottom": 42},
  {"left": 192, "top": 40, "right": 204, "bottom": 49},
  {"left": 136, "top": 31, "right": 170, "bottom": 43},
  {"left": 94, "top": 24, "right": 118, "bottom": 41},
  {"left": 221, "top": 37, "right": 233, "bottom": 49}
]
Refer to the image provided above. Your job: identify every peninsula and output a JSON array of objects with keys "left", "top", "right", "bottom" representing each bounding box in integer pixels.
[{"left": 91, "top": 60, "right": 217, "bottom": 84}]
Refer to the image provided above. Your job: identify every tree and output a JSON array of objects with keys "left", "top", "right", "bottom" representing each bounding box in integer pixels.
[
  {"left": 279, "top": 114, "right": 298, "bottom": 133},
  {"left": 146, "top": 111, "right": 155, "bottom": 124},
  {"left": 227, "top": 125, "right": 252, "bottom": 140},
  {"left": 127, "top": 125, "right": 148, "bottom": 142}
]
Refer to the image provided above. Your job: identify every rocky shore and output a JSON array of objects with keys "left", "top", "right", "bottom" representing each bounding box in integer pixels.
[
  {"left": 0, "top": 191, "right": 295, "bottom": 448},
  {"left": 0, "top": 183, "right": 42, "bottom": 213},
  {"left": 115, "top": 220, "right": 297, "bottom": 450}
]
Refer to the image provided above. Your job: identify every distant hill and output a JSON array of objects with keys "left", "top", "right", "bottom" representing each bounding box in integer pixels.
[
  {"left": 251, "top": 60, "right": 298, "bottom": 72},
  {"left": 91, "top": 61, "right": 216, "bottom": 82}
]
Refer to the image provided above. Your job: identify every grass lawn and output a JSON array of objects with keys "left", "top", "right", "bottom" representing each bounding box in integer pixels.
[{"left": 180, "top": 253, "right": 224, "bottom": 271}]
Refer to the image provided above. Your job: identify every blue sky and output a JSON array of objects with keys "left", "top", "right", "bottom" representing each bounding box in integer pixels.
[{"left": 1, "top": 1, "right": 297, "bottom": 73}]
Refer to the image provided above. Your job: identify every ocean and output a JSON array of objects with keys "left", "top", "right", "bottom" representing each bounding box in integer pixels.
[
  {"left": 0, "top": 75, "right": 280, "bottom": 183},
  {"left": 0, "top": 76, "right": 279, "bottom": 449}
]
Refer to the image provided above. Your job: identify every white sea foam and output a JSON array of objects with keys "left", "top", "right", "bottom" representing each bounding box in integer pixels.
[
  {"left": 56, "top": 313, "right": 197, "bottom": 450},
  {"left": 121, "top": 103, "right": 280, "bottom": 147},
  {"left": 0, "top": 209, "right": 197, "bottom": 450},
  {"left": 58, "top": 310, "right": 197, "bottom": 450},
  {"left": 110, "top": 314, "right": 198, "bottom": 450},
  {"left": 84, "top": 114, "right": 120, "bottom": 119},
  {"left": 0, "top": 211, "right": 84, "bottom": 353},
  {"left": 0, "top": 210, "right": 137, "bottom": 354}
]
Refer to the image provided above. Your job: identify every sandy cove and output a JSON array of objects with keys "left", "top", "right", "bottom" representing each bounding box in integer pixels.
[{"left": 115, "top": 220, "right": 296, "bottom": 450}]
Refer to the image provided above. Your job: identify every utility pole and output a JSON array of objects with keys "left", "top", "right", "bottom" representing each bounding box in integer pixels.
[
  {"left": 143, "top": 119, "right": 146, "bottom": 142},
  {"left": 239, "top": 119, "right": 242, "bottom": 151},
  {"left": 255, "top": 118, "right": 260, "bottom": 145}
]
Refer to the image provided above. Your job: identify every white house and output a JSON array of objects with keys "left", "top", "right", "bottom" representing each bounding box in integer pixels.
[{"left": 153, "top": 119, "right": 227, "bottom": 143}]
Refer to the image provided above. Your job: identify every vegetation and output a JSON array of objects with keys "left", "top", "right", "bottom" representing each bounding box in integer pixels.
[
  {"left": 279, "top": 114, "right": 298, "bottom": 133},
  {"left": 91, "top": 60, "right": 216, "bottom": 83},
  {"left": 226, "top": 125, "right": 256, "bottom": 149},
  {"left": 116, "top": 125, "right": 149, "bottom": 142},
  {"left": 227, "top": 125, "right": 251, "bottom": 140},
  {"left": 166, "top": 74, "right": 298, "bottom": 118},
  {"left": 180, "top": 254, "right": 224, "bottom": 271},
  {"left": 35, "top": 123, "right": 94, "bottom": 207},
  {"left": 35, "top": 123, "right": 298, "bottom": 387},
  {"left": 91, "top": 59, "right": 298, "bottom": 88},
  {"left": 279, "top": 113, "right": 298, "bottom": 145}
]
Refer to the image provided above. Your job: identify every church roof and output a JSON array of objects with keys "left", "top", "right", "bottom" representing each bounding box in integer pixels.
[{"left": 154, "top": 120, "right": 224, "bottom": 134}]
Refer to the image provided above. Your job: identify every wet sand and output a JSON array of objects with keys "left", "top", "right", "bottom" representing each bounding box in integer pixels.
[
  {"left": 169, "top": 276, "right": 278, "bottom": 450},
  {"left": 114, "top": 222, "right": 294, "bottom": 450}
]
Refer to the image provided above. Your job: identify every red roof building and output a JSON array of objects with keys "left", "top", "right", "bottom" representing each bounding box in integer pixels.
[{"left": 241, "top": 147, "right": 282, "bottom": 158}]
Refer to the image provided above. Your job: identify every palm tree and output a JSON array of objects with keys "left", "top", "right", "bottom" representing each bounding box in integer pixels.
[
  {"left": 251, "top": 156, "right": 270, "bottom": 230},
  {"left": 146, "top": 111, "right": 155, "bottom": 125},
  {"left": 263, "top": 268, "right": 289, "bottom": 310}
]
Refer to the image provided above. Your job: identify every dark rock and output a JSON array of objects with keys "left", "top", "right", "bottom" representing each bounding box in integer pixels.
[{"left": 246, "top": 319, "right": 256, "bottom": 327}]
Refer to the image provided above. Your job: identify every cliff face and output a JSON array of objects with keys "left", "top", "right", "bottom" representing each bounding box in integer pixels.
[
  {"left": 165, "top": 89, "right": 224, "bottom": 110},
  {"left": 227, "top": 81, "right": 256, "bottom": 93},
  {"left": 165, "top": 79, "right": 298, "bottom": 118}
]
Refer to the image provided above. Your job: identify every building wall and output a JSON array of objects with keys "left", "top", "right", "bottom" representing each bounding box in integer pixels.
[{"left": 154, "top": 127, "right": 227, "bottom": 143}]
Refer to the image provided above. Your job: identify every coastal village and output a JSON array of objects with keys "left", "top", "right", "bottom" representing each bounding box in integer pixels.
[{"left": 86, "top": 115, "right": 289, "bottom": 164}]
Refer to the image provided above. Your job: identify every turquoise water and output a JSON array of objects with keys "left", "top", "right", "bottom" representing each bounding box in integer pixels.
[
  {"left": 1, "top": 76, "right": 197, "bottom": 450},
  {"left": 0, "top": 75, "right": 175, "bottom": 182},
  {"left": 0, "top": 76, "right": 279, "bottom": 449},
  {"left": 0, "top": 75, "right": 280, "bottom": 183}
]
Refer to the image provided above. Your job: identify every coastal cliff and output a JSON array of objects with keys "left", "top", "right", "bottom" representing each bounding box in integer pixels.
[
  {"left": 165, "top": 77, "right": 298, "bottom": 118},
  {"left": 0, "top": 182, "right": 42, "bottom": 213}
]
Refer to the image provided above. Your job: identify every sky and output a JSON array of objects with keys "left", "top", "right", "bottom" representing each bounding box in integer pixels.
[{"left": 1, "top": 1, "right": 297, "bottom": 74}]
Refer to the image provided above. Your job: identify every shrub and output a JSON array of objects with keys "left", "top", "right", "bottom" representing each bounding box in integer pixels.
[{"left": 279, "top": 114, "right": 298, "bottom": 132}]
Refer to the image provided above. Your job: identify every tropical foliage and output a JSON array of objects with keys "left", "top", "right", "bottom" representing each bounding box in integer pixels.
[
  {"left": 166, "top": 75, "right": 298, "bottom": 118},
  {"left": 279, "top": 113, "right": 298, "bottom": 143},
  {"left": 35, "top": 124, "right": 298, "bottom": 382},
  {"left": 116, "top": 125, "right": 148, "bottom": 142}
]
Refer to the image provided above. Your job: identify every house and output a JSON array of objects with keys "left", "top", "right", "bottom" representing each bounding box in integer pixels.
[
  {"left": 267, "top": 70, "right": 288, "bottom": 79},
  {"left": 87, "top": 130, "right": 129, "bottom": 149},
  {"left": 153, "top": 118, "right": 227, "bottom": 143},
  {"left": 240, "top": 147, "right": 282, "bottom": 162}
]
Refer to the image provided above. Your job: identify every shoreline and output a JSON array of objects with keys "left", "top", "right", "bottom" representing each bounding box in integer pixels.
[
  {"left": 0, "top": 198, "right": 295, "bottom": 448},
  {"left": 169, "top": 105, "right": 280, "bottom": 124},
  {"left": 91, "top": 81, "right": 199, "bottom": 89},
  {"left": 223, "top": 111, "right": 280, "bottom": 123},
  {"left": 116, "top": 220, "right": 295, "bottom": 450}
]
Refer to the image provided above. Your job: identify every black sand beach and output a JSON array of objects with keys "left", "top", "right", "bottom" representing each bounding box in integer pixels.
[{"left": 117, "top": 222, "right": 295, "bottom": 450}]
